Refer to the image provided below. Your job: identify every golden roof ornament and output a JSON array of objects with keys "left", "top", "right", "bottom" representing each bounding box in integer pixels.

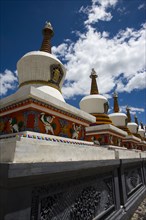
[
  {"left": 126, "top": 106, "right": 131, "bottom": 123},
  {"left": 90, "top": 68, "right": 99, "bottom": 95},
  {"left": 40, "top": 21, "right": 54, "bottom": 53},
  {"left": 113, "top": 91, "right": 119, "bottom": 113}
]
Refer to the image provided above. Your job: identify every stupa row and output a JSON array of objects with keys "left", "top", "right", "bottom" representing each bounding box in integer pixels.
[{"left": 0, "top": 22, "right": 146, "bottom": 153}]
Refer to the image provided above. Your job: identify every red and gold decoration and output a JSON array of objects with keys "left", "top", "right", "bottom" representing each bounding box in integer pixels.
[{"left": 0, "top": 98, "right": 86, "bottom": 140}]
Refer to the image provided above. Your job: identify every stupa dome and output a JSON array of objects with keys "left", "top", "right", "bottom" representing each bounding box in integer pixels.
[
  {"left": 80, "top": 94, "right": 108, "bottom": 114},
  {"left": 127, "top": 122, "right": 138, "bottom": 134},
  {"left": 109, "top": 112, "right": 127, "bottom": 127},
  {"left": 138, "top": 128, "right": 145, "bottom": 138}
]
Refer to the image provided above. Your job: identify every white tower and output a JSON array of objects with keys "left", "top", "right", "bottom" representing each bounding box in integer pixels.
[{"left": 17, "top": 22, "right": 66, "bottom": 102}]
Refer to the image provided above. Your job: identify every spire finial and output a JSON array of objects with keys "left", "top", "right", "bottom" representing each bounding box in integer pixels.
[
  {"left": 134, "top": 115, "right": 139, "bottom": 125},
  {"left": 126, "top": 106, "right": 131, "bottom": 122},
  {"left": 113, "top": 91, "right": 119, "bottom": 113},
  {"left": 90, "top": 68, "right": 99, "bottom": 95},
  {"left": 140, "top": 121, "right": 144, "bottom": 129},
  {"left": 40, "top": 21, "right": 54, "bottom": 53}
]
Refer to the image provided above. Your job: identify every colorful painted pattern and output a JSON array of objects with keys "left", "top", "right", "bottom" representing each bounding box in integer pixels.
[
  {"left": 86, "top": 134, "right": 123, "bottom": 147},
  {"left": 0, "top": 109, "right": 85, "bottom": 140},
  {"left": 0, "top": 98, "right": 91, "bottom": 124},
  {"left": 0, "top": 132, "right": 93, "bottom": 147}
]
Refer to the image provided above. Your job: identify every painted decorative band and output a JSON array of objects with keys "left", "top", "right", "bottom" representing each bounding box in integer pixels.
[{"left": 19, "top": 80, "right": 62, "bottom": 93}]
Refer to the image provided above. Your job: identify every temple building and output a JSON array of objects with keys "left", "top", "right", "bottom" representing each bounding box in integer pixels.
[{"left": 0, "top": 22, "right": 146, "bottom": 220}]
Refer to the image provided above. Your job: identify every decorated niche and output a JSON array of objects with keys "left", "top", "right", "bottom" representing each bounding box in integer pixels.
[
  {"left": 104, "top": 102, "right": 109, "bottom": 114},
  {"left": 48, "top": 64, "right": 64, "bottom": 91}
]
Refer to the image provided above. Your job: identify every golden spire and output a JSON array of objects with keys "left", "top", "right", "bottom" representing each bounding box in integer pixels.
[
  {"left": 113, "top": 91, "right": 119, "bottom": 113},
  {"left": 134, "top": 115, "right": 139, "bottom": 125},
  {"left": 126, "top": 106, "right": 131, "bottom": 123},
  {"left": 90, "top": 68, "right": 99, "bottom": 95},
  {"left": 40, "top": 21, "right": 54, "bottom": 53}
]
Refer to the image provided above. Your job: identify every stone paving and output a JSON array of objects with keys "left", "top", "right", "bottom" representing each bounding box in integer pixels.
[{"left": 130, "top": 197, "right": 146, "bottom": 220}]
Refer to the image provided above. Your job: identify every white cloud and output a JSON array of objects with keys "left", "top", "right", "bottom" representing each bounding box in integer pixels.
[
  {"left": 120, "top": 105, "right": 145, "bottom": 115},
  {"left": 0, "top": 69, "right": 18, "bottom": 96},
  {"left": 138, "top": 3, "right": 145, "bottom": 10},
  {"left": 53, "top": 23, "right": 146, "bottom": 99},
  {"left": 117, "top": 6, "right": 129, "bottom": 15},
  {"left": 51, "top": 0, "right": 146, "bottom": 100},
  {"left": 81, "top": 0, "right": 118, "bottom": 25},
  {"left": 1, "top": 0, "right": 145, "bottom": 105},
  {"left": 52, "top": 43, "right": 68, "bottom": 58},
  {"left": 123, "top": 71, "right": 146, "bottom": 92}
]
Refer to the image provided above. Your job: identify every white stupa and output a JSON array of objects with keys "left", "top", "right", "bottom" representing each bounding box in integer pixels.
[
  {"left": 133, "top": 117, "right": 146, "bottom": 150},
  {"left": 126, "top": 107, "right": 138, "bottom": 134},
  {"left": 109, "top": 92, "right": 130, "bottom": 134},
  {"left": 17, "top": 22, "right": 66, "bottom": 102},
  {"left": 138, "top": 122, "right": 145, "bottom": 139},
  {"left": 80, "top": 69, "right": 112, "bottom": 125}
]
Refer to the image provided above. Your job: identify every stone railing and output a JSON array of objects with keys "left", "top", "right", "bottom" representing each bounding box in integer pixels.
[{"left": 1, "top": 158, "right": 146, "bottom": 220}]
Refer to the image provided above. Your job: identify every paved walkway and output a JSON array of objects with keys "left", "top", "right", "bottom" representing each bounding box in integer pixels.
[{"left": 130, "top": 197, "right": 146, "bottom": 220}]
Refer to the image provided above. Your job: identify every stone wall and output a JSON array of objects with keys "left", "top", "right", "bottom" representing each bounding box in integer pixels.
[{"left": 0, "top": 159, "right": 146, "bottom": 220}]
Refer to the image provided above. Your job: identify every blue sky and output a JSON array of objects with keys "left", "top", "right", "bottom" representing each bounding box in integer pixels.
[{"left": 0, "top": 0, "right": 146, "bottom": 124}]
